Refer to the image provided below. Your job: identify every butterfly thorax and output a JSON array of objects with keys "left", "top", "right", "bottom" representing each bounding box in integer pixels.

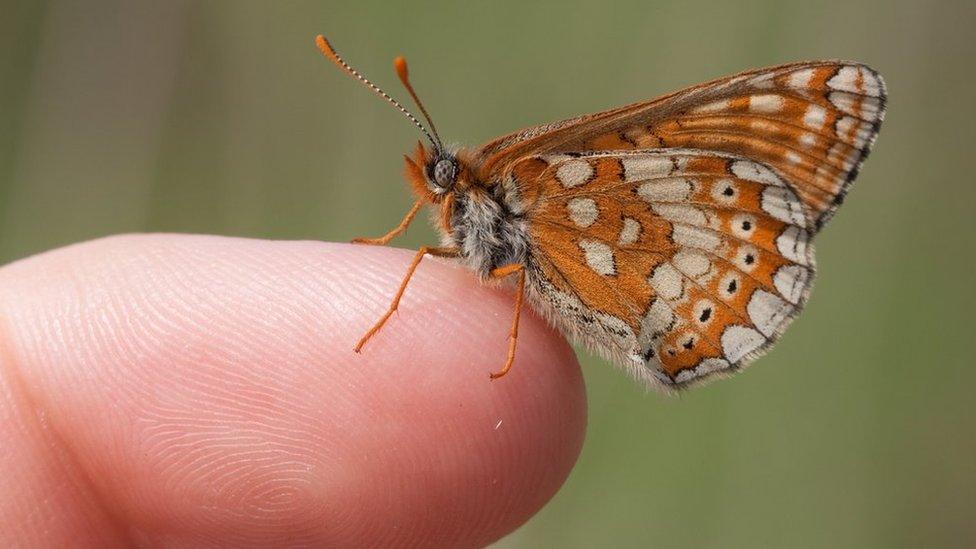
[
  {"left": 404, "top": 142, "right": 531, "bottom": 278},
  {"left": 445, "top": 183, "right": 531, "bottom": 278}
]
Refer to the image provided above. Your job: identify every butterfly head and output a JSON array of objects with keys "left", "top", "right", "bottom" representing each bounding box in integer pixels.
[
  {"left": 429, "top": 154, "right": 459, "bottom": 192},
  {"left": 404, "top": 142, "right": 470, "bottom": 202}
]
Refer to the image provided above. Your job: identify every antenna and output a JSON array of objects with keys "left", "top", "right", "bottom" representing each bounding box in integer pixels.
[
  {"left": 394, "top": 56, "right": 442, "bottom": 147},
  {"left": 315, "top": 35, "right": 440, "bottom": 149}
]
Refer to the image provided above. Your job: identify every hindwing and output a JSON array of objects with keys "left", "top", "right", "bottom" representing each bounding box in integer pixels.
[{"left": 508, "top": 149, "right": 815, "bottom": 389}]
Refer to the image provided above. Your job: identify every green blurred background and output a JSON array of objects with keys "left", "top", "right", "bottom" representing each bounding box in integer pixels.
[{"left": 2, "top": 1, "right": 973, "bottom": 547}]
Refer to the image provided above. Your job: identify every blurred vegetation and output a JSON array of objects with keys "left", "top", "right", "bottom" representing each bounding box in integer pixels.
[{"left": 2, "top": 1, "right": 974, "bottom": 547}]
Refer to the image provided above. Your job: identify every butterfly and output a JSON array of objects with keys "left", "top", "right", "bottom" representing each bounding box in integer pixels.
[{"left": 315, "top": 34, "right": 886, "bottom": 391}]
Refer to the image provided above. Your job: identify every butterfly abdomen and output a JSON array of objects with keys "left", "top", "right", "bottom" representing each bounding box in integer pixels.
[{"left": 447, "top": 184, "right": 531, "bottom": 278}]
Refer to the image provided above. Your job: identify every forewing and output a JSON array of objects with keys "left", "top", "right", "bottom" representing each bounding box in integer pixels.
[
  {"left": 510, "top": 150, "right": 814, "bottom": 390},
  {"left": 480, "top": 61, "right": 886, "bottom": 229}
]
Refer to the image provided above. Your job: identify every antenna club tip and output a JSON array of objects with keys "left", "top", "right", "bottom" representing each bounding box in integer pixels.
[
  {"left": 394, "top": 56, "right": 409, "bottom": 80},
  {"left": 314, "top": 35, "right": 336, "bottom": 60}
]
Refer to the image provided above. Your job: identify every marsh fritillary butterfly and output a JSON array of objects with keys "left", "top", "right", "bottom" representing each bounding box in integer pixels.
[{"left": 315, "top": 34, "right": 886, "bottom": 391}]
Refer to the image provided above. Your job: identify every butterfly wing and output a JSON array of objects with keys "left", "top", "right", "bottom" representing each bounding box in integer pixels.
[
  {"left": 480, "top": 61, "right": 886, "bottom": 229},
  {"left": 507, "top": 149, "right": 815, "bottom": 390}
]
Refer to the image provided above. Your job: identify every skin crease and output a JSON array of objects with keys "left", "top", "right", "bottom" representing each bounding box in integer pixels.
[{"left": 0, "top": 234, "right": 586, "bottom": 548}]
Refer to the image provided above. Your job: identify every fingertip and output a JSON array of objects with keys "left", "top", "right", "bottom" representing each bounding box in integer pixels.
[
  {"left": 0, "top": 235, "right": 587, "bottom": 546},
  {"left": 306, "top": 242, "right": 589, "bottom": 544}
]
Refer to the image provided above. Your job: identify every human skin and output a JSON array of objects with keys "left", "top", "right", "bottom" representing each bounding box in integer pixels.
[{"left": 0, "top": 234, "right": 586, "bottom": 547}]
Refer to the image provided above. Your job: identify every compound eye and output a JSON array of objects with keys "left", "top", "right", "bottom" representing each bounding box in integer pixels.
[{"left": 433, "top": 159, "right": 457, "bottom": 189}]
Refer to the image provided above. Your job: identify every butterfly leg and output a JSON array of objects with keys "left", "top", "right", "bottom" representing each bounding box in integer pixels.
[
  {"left": 354, "top": 245, "right": 459, "bottom": 353},
  {"left": 488, "top": 263, "right": 526, "bottom": 380},
  {"left": 351, "top": 199, "right": 424, "bottom": 245}
]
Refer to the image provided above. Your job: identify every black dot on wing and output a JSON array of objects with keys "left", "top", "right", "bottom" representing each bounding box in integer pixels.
[
  {"left": 728, "top": 279, "right": 738, "bottom": 293},
  {"left": 699, "top": 308, "right": 712, "bottom": 322},
  {"left": 742, "top": 220, "right": 752, "bottom": 231},
  {"left": 745, "top": 254, "right": 755, "bottom": 265},
  {"left": 723, "top": 186, "right": 734, "bottom": 196},
  {"left": 682, "top": 338, "right": 694, "bottom": 350}
]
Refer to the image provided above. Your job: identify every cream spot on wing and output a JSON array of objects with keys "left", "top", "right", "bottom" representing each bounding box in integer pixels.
[
  {"left": 734, "top": 245, "right": 760, "bottom": 272},
  {"left": 673, "top": 369, "right": 694, "bottom": 383},
  {"left": 672, "top": 224, "right": 722, "bottom": 252},
  {"left": 693, "top": 299, "right": 716, "bottom": 325},
  {"left": 618, "top": 217, "right": 641, "bottom": 245},
  {"left": 836, "top": 115, "right": 857, "bottom": 139},
  {"left": 579, "top": 240, "right": 616, "bottom": 276},
  {"left": 788, "top": 68, "right": 815, "bottom": 89},
  {"left": 623, "top": 156, "right": 676, "bottom": 182},
  {"left": 826, "top": 66, "right": 861, "bottom": 94},
  {"left": 541, "top": 154, "right": 571, "bottom": 166},
  {"left": 730, "top": 213, "right": 757, "bottom": 240},
  {"left": 747, "top": 289, "right": 794, "bottom": 337},
  {"left": 798, "top": 132, "right": 817, "bottom": 148},
  {"left": 773, "top": 264, "right": 810, "bottom": 304},
  {"left": 712, "top": 179, "right": 738, "bottom": 205},
  {"left": 803, "top": 104, "right": 827, "bottom": 130},
  {"left": 828, "top": 92, "right": 880, "bottom": 121},
  {"left": 674, "top": 357, "right": 730, "bottom": 383},
  {"left": 761, "top": 186, "right": 806, "bottom": 225},
  {"left": 555, "top": 159, "right": 594, "bottom": 187},
  {"left": 637, "top": 178, "right": 692, "bottom": 202},
  {"left": 673, "top": 250, "right": 711, "bottom": 279},
  {"left": 721, "top": 325, "right": 766, "bottom": 363},
  {"left": 699, "top": 357, "right": 730, "bottom": 373},
  {"left": 566, "top": 197, "right": 598, "bottom": 228},
  {"left": 784, "top": 150, "right": 802, "bottom": 165},
  {"left": 749, "top": 94, "right": 785, "bottom": 113},
  {"left": 650, "top": 263, "right": 684, "bottom": 300},
  {"left": 719, "top": 271, "right": 741, "bottom": 300},
  {"left": 691, "top": 98, "right": 730, "bottom": 114},
  {"left": 827, "top": 91, "right": 857, "bottom": 113},
  {"left": 674, "top": 156, "right": 690, "bottom": 172},
  {"left": 653, "top": 203, "right": 707, "bottom": 227},
  {"left": 731, "top": 160, "right": 783, "bottom": 186},
  {"left": 776, "top": 226, "right": 810, "bottom": 265}
]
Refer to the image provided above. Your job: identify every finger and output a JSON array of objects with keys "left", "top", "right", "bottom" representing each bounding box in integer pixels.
[{"left": 0, "top": 234, "right": 586, "bottom": 547}]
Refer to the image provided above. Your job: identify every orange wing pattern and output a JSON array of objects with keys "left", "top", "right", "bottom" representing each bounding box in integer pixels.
[
  {"left": 506, "top": 150, "right": 815, "bottom": 389},
  {"left": 480, "top": 61, "right": 886, "bottom": 229}
]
